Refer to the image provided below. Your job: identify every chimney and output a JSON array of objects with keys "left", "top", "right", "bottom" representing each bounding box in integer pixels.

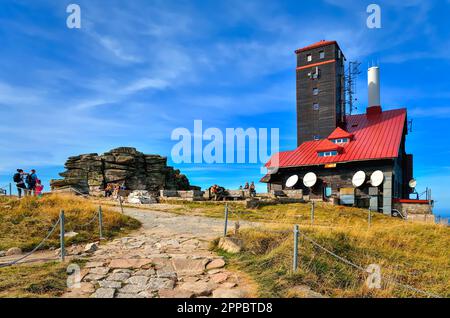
[{"left": 367, "top": 66, "right": 382, "bottom": 115}]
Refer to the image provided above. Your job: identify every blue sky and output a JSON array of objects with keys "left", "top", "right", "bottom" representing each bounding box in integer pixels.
[{"left": 0, "top": 0, "right": 449, "bottom": 217}]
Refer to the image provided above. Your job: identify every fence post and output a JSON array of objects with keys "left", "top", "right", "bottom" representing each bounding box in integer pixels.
[
  {"left": 60, "top": 210, "right": 65, "bottom": 262},
  {"left": 224, "top": 203, "right": 229, "bottom": 237},
  {"left": 98, "top": 205, "right": 103, "bottom": 240},
  {"left": 368, "top": 208, "right": 372, "bottom": 228},
  {"left": 118, "top": 195, "right": 124, "bottom": 214},
  {"left": 310, "top": 201, "right": 315, "bottom": 225},
  {"left": 293, "top": 224, "right": 299, "bottom": 272},
  {"left": 9, "top": 183, "right": 12, "bottom": 196}
]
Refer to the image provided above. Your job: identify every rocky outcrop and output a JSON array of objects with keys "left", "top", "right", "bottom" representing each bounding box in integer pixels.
[{"left": 51, "top": 147, "right": 195, "bottom": 196}]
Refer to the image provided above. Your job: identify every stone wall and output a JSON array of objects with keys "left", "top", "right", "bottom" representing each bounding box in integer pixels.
[{"left": 51, "top": 147, "right": 196, "bottom": 196}]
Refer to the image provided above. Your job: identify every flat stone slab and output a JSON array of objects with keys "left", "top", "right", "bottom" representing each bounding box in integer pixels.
[
  {"left": 91, "top": 288, "right": 116, "bottom": 298},
  {"left": 109, "top": 258, "right": 153, "bottom": 269},
  {"left": 171, "top": 258, "right": 208, "bottom": 276},
  {"left": 120, "top": 284, "right": 147, "bottom": 294},
  {"left": 212, "top": 288, "right": 247, "bottom": 298},
  {"left": 178, "top": 281, "right": 216, "bottom": 297},
  {"left": 98, "top": 280, "right": 122, "bottom": 289},
  {"left": 158, "top": 288, "right": 194, "bottom": 298},
  {"left": 146, "top": 278, "right": 175, "bottom": 291},
  {"left": 126, "top": 276, "right": 149, "bottom": 286},
  {"left": 206, "top": 259, "right": 226, "bottom": 270},
  {"left": 106, "top": 272, "right": 131, "bottom": 282}
]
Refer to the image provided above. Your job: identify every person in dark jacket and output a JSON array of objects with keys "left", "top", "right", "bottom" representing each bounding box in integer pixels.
[{"left": 13, "top": 169, "right": 26, "bottom": 198}]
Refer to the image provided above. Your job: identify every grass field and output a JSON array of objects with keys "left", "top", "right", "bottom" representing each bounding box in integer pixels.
[
  {"left": 197, "top": 201, "right": 450, "bottom": 298},
  {"left": 0, "top": 194, "right": 141, "bottom": 251},
  {"left": 0, "top": 194, "right": 141, "bottom": 297}
]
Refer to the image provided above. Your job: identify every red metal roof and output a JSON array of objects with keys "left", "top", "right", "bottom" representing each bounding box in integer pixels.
[
  {"left": 327, "top": 127, "right": 353, "bottom": 140},
  {"left": 295, "top": 40, "right": 337, "bottom": 54},
  {"left": 266, "top": 108, "right": 407, "bottom": 168}
]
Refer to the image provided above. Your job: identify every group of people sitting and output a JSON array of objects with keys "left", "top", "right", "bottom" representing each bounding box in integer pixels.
[
  {"left": 104, "top": 182, "right": 126, "bottom": 198},
  {"left": 13, "top": 169, "right": 44, "bottom": 198},
  {"left": 210, "top": 181, "right": 257, "bottom": 201},
  {"left": 240, "top": 181, "right": 257, "bottom": 197}
]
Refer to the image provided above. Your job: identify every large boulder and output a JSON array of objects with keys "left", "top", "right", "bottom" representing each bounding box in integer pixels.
[
  {"left": 51, "top": 147, "right": 196, "bottom": 196},
  {"left": 127, "top": 191, "right": 157, "bottom": 204}
]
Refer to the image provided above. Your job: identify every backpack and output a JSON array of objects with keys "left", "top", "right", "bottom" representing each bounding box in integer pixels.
[
  {"left": 13, "top": 173, "right": 21, "bottom": 183},
  {"left": 26, "top": 174, "right": 33, "bottom": 184}
]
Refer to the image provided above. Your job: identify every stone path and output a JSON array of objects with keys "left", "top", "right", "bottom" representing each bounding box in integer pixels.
[{"left": 63, "top": 207, "right": 256, "bottom": 298}]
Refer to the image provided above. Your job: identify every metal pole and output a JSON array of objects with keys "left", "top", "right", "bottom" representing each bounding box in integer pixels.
[
  {"left": 98, "top": 205, "right": 103, "bottom": 240},
  {"left": 310, "top": 201, "right": 315, "bottom": 225},
  {"left": 368, "top": 208, "right": 372, "bottom": 228},
  {"left": 9, "top": 183, "right": 12, "bottom": 196},
  {"left": 293, "top": 225, "right": 299, "bottom": 272},
  {"left": 60, "top": 210, "right": 65, "bottom": 262},
  {"left": 224, "top": 203, "right": 229, "bottom": 237},
  {"left": 118, "top": 195, "right": 124, "bottom": 214}
]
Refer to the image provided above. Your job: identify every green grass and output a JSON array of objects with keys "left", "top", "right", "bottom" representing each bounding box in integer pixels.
[{"left": 0, "top": 194, "right": 141, "bottom": 251}]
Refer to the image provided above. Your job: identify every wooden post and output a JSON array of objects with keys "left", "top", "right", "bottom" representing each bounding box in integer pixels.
[
  {"left": 98, "top": 206, "right": 103, "bottom": 240},
  {"left": 293, "top": 225, "right": 299, "bottom": 272},
  {"left": 60, "top": 210, "right": 65, "bottom": 262},
  {"left": 310, "top": 201, "right": 315, "bottom": 225},
  {"left": 118, "top": 195, "right": 124, "bottom": 214},
  {"left": 224, "top": 204, "right": 229, "bottom": 237}
]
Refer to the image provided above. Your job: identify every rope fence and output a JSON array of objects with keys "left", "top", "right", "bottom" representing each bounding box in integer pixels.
[
  {"left": 0, "top": 205, "right": 105, "bottom": 268},
  {"left": 222, "top": 204, "right": 443, "bottom": 298}
]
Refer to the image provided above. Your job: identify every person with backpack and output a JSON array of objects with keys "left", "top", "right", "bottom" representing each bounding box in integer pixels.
[
  {"left": 13, "top": 169, "right": 26, "bottom": 198},
  {"left": 26, "top": 169, "right": 38, "bottom": 196}
]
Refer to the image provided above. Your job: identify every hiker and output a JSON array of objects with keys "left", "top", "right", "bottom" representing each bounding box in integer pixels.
[
  {"left": 249, "top": 181, "right": 256, "bottom": 197},
  {"left": 105, "top": 183, "right": 113, "bottom": 197},
  {"left": 35, "top": 179, "right": 44, "bottom": 198},
  {"left": 244, "top": 182, "right": 249, "bottom": 189},
  {"left": 113, "top": 183, "right": 120, "bottom": 198},
  {"left": 13, "top": 169, "right": 26, "bottom": 198},
  {"left": 26, "top": 169, "right": 38, "bottom": 196}
]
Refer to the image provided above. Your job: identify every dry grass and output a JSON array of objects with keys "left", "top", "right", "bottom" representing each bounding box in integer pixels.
[
  {"left": 0, "top": 194, "right": 141, "bottom": 251},
  {"left": 197, "top": 201, "right": 450, "bottom": 298},
  {"left": 0, "top": 260, "right": 84, "bottom": 298}
]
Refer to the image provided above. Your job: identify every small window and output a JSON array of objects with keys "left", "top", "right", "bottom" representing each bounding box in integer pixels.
[
  {"left": 307, "top": 54, "right": 312, "bottom": 62},
  {"left": 319, "top": 51, "right": 325, "bottom": 59},
  {"left": 331, "top": 138, "right": 349, "bottom": 144},
  {"left": 338, "top": 50, "right": 341, "bottom": 58},
  {"left": 313, "top": 88, "right": 319, "bottom": 95},
  {"left": 313, "top": 103, "right": 319, "bottom": 111},
  {"left": 318, "top": 151, "right": 338, "bottom": 157}
]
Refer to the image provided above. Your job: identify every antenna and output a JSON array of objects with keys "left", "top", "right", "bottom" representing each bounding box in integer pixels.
[
  {"left": 408, "top": 119, "right": 413, "bottom": 133},
  {"left": 345, "top": 61, "right": 361, "bottom": 115}
]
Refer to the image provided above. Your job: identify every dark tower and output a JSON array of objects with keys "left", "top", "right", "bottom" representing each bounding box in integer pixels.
[{"left": 295, "top": 40, "right": 346, "bottom": 146}]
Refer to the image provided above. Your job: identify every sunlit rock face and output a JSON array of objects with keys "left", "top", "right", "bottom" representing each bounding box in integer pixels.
[{"left": 51, "top": 147, "right": 194, "bottom": 196}]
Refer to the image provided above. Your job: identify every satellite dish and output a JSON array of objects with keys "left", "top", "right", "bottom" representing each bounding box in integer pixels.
[
  {"left": 409, "top": 179, "right": 417, "bottom": 188},
  {"left": 370, "top": 170, "right": 384, "bottom": 187},
  {"left": 352, "top": 171, "right": 366, "bottom": 187},
  {"left": 285, "top": 175, "right": 299, "bottom": 188},
  {"left": 303, "top": 172, "right": 317, "bottom": 188}
]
